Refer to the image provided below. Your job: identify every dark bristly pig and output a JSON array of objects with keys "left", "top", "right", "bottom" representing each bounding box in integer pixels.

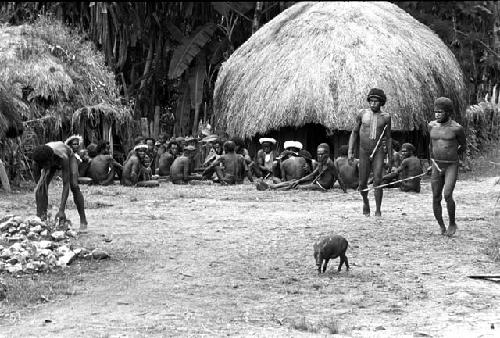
[{"left": 313, "top": 235, "right": 349, "bottom": 274}]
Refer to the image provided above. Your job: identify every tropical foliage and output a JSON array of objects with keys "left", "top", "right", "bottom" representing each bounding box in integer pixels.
[{"left": 0, "top": 2, "right": 499, "bottom": 145}]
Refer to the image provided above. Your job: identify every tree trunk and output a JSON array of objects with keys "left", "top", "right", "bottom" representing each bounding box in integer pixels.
[
  {"left": 252, "top": 2, "right": 263, "bottom": 34},
  {"left": 0, "top": 159, "right": 11, "bottom": 193},
  {"left": 493, "top": 2, "right": 500, "bottom": 59},
  {"left": 140, "top": 36, "right": 154, "bottom": 90}
]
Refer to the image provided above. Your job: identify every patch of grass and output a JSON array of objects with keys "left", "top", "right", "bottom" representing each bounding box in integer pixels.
[
  {"left": 484, "top": 235, "right": 500, "bottom": 262},
  {"left": 1, "top": 266, "right": 84, "bottom": 308},
  {"left": 289, "top": 316, "right": 339, "bottom": 334}
]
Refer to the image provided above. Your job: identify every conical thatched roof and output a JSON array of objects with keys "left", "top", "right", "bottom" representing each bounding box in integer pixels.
[
  {"left": 0, "top": 16, "right": 132, "bottom": 138},
  {"left": 214, "top": 2, "right": 466, "bottom": 138}
]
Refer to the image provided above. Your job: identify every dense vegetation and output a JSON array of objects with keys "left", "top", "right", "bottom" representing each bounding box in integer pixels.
[{"left": 1, "top": 2, "right": 498, "bottom": 138}]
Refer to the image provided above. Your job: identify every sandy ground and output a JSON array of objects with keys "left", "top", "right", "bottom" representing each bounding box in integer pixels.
[{"left": 0, "top": 174, "right": 499, "bottom": 337}]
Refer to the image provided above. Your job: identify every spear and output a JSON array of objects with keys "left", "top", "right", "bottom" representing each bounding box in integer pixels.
[
  {"left": 369, "top": 124, "right": 388, "bottom": 160},
  {"left": 361, "top": 172, "right": 427, "bottom": 192}
]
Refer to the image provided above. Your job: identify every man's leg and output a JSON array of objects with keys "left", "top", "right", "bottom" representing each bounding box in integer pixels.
[
  {"left": 358, "top": 150, "right": 371, "bottom": 216},
  {"left": 69, "top": 156, "right": 88, "bottom": 230},
  {"left": 443, "top": 163, "right": 459, "bottom": 236},
  {"left": 372, "top": 150, "right": 385, "bottom": 216},
  {"left": 35, "top": 167, "right": 56, "bottom": 220},
  {"left": 100, "top": 166, "right": 115, "bottom": 186},
  {"left": 431, "top": 166, "right": 446, "bottom": 234},
  {"left": 297, "top": 183, "right": 325, "bottom": 191}
]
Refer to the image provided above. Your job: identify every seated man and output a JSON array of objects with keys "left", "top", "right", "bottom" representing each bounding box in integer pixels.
[
  {"left": 334, "top": 145, "right": 359, "bottom": 192},
  {"left": 121, "top": 145, "right": 151, "bottom": 186},
  {"left": 185, "top": 137, "right": 203, "bottom": 171},
  {"left": 384, "top": 139, "right": 402, "bottom": 173},
  {"left": 170, "top": 145, "right": 202, "bottom": 184},
  {"left": 145, "top": 137, "right": 157, "bottom": 174},
  {"left": 382, "top": 142, "right": 423, "bottom": 192},
  {"left": 231, "top": 136, "right": 254, "bottom": 182},
  {"left": 157, "top": 141, "right": 180, "bottom": 177},
  {"left": 32, "top": 141, "right": 88, "bottom": 232},
  {"left": 203, "top": 141, "right": 245, "bottom": 185},
  {"left": 279, "top": 141, "right": 310, "bottom": 182},
  {"left": 65, "top": 135, "right": 83, "bottom": 161},
  {"left": 126, "top": 136, "right": 146, "bottom": 161},
  {"left": 88, "top": 141, "right": 122, "bottom": 185},
  {"left": 257, "top": 143, "right": 338, "bottom": 191},
  {"left": 251, "top": 138, "right": 278, "bottom": 178},
  {"left": 273, "top": 141, "right": 313, "bottom": 180},
  {"left": 201, "top": 139, "right": 224, "bottom": 179}
]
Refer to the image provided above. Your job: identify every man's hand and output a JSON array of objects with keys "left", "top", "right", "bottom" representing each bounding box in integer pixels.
[
  {"left": 348, "top": 155, "right": 354, "bottom": 166},
  {"left": 55, "top": 210, "right": 67, "bottom": 223},
  {"left": 290, "top": 180, "right": 300, "bottom": 189}
]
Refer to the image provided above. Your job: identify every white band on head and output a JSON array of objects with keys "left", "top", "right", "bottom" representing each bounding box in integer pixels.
[
  {"left": 65, "top": 134, "right": 83, "bottom": 146},
  {"left": 134, "top": 145, "right": 148, "bottom": 151},
  {"left": 284, "top": 141, "right": 303, "bottom": 150},
  {"left": 259, "top": 138, "right": 277, "bottom": 145}
]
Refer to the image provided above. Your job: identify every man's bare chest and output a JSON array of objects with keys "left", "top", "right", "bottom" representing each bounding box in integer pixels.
[
  {"left": 361, "top": 112, "right": 386, "bottom": 128},
  {"left": 430, "top": 126, "right": 458, "bottom": 141}
]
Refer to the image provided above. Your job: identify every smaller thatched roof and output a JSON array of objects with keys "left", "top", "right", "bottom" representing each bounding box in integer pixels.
[
  {"left": 0, "top": 16, "right": 131, "bottom": 137},
  {"left": 72, "top": 103, "right": 133, "bottom": 129},
  {"left": 0, "top": 82, "right": 25, "bottom": 138},
  {"left": 214, "top": 1, "right": 466, "bottom": 139}
]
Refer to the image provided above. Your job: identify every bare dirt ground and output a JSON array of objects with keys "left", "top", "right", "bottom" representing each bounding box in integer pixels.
[{"left": 0, "top": 171, "right": 499, "bottom": 337}]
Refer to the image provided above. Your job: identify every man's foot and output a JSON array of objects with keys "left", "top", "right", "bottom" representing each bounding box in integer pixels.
[
  {"left": 79, "top": 223, "right": 88, "bottom": 234},
  {"left": 439, "top": 224, "right": 447, "bottom": 235},
  {"left": 375, "top": 211, "right": 381, "bottom": 217},
  {"left": 363, "top": 204, "right": 370, "bottom": 216},
  {"left": 256, "top": 180, "right": 269, "bottom": 191},
  {"left": 446, "top": 224, "right": 457, "bottom": 237}
]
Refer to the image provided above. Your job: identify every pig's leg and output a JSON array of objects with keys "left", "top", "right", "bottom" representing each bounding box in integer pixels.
[
  {"left": 339, "top": 254, "right": 349, "bottom": 271},
  {"left": 322, "top": 258, "right": 329, "bottom": 273}
]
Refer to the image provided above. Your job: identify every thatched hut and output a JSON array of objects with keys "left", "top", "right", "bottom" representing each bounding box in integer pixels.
[
  {"left": 0, "top": 17, "right": 133, "bottom": 155},
  {"left": 213, "top": 2, "right": 466, "bottom": 157},
  {"left": 0, "top": 82, "right": 24, "bottom": 139}
]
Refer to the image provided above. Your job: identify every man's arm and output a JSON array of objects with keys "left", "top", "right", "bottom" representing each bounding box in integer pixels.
[
  {"left": 57, "top": 157, "right": 71, "bottom": 220},
  {"left": 385, "top": 115, "right": 392, "bottom": 172},
  {"left": 182, "top": 158, "right": 189, "bottom": 181},
  {"left": 130, "top": 158, "right": 140, "bottom": 183},
  {"left": 297, "top": 166, "right": 319, "bottom": 184},
  {"left": 428, "top": 122, "right": 434, "bottom": 160},
  {"left": 348, "top": 111, "right": 362, "bottom": 162},
  {"left": 456, "top": 125, "right": 467, "bottom": 159}
]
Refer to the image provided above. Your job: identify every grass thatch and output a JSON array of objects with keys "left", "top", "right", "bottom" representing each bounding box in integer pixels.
[
  {"left": 214, "top": 2, "right": 466, "bottom": 139},
  {"left": 0, "top": 16, "right": 131, "bottom": 139},
  {"left": 0, "top": 81, "right": 26, "bottom": 138}
]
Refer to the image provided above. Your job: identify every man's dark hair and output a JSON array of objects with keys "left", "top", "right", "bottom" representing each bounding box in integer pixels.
[
  {"left": 230, "top": 136, "right": 245, "bottom": 148},
  {"left": 96, "top": 141, "right": 108, "bottom": 154},
  {"left": 223, "top": 141, "right": 236, "bottom": 153},
  {"left": 391, "top": 139, "right": 401, "bottom": 152},
  {"left": 134, "top": 136, "right": 145, "bottom": 145},
  {"left": 402, "top": 143, "right": 416, "bottom": 154},
  {"left": 32, "top": 145, "right": 54, "bottom": 167},
  {"left": 87, "top": 143, "right": 98, "bottom": 158},
  {"left": 339, "top": 145, "right": 349, "bottom": 156},
  {"left": 167, "top": 140, "right": 179, "bottom": 150}
]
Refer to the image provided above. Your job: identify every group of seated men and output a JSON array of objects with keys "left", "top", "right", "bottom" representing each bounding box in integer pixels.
[{"left": 64, "top": 133, "right": 425, "bottom": 192}]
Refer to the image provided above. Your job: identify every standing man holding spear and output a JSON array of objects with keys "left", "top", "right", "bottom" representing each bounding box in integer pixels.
[{"left": 348, "top": 88, "right": 392, "bottom": 216}]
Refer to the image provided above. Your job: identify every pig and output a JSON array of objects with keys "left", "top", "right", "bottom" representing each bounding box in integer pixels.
[{"left": 313, "top": 235, "right": 349, "bottom": 274}]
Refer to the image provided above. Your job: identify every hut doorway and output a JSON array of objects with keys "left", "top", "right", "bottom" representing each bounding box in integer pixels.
[{"left": 251, "top": 123, "right": 329, "bottom": 157}]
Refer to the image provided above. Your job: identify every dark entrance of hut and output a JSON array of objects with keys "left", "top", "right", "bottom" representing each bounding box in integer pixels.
[
  {"left": 251, "top": 123, "right": 333, "bottom": 158},
  {"left": 250, "top": 124, "right": 429, "bottom": 160}
]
